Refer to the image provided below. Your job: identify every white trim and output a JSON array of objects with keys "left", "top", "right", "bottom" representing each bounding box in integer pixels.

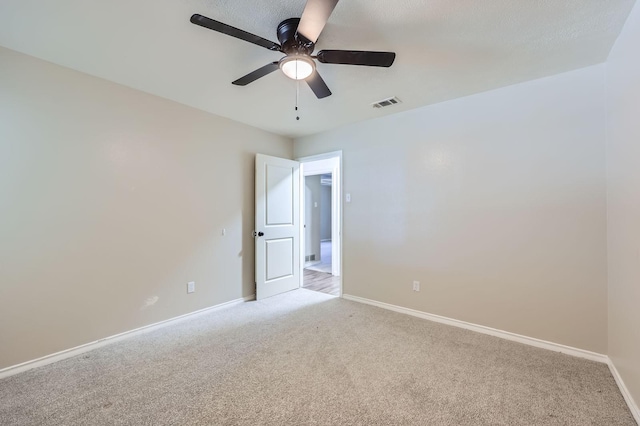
[
  {"left": 296, "top": 150, "right": 343, "bottom": 163},
  {"left": 344, "top": 293, "right": 640, "bottom": 422},
  {"left": 2, "top": 291, "right": 638, "bottom": 422},
  {"left": 0, "top": 295, "right": 255, "bottom": 379},
  {"left": 341, "top": 294, "right": 608, "bottom": 363},
  {"left": 608, "top": 359, "right": 640, "bottom": 424}
]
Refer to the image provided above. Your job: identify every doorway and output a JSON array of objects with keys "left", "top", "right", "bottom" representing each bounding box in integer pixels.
[{"left": 299, "top": 152, "right": 342, "bottom": 297}]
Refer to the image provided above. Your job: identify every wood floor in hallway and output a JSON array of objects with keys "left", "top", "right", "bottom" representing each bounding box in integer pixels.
[{"left": 302, "top": 269, "right": 340, "bottom": 296}]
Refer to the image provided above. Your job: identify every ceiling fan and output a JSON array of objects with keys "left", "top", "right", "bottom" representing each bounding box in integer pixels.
[{"left": 190, "top": 0, "right": 396, "bottom": 99}]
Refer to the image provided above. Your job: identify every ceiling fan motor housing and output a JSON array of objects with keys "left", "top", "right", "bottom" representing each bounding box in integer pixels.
[{"left": 277, "top": 18, "right": 314, "bottom": 55}]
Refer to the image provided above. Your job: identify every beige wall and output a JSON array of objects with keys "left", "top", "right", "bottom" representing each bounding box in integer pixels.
[
  {"left": 606, "top": 0, "right": 640, "bottom": 409},
  {"left": 320, "top": 184, "right": 331, "bottom": 242},
  {"left": 0, "top": 47, "right": 292, "bottom": 369},
  {"left": 295, "top": 65, "right": 609, "bottom": 353},
  {"left": 304, "top": 175, "right": 322, "bottom": 261}
]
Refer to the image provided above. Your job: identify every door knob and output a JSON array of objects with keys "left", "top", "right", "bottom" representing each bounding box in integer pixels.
[{"left": 253, "top": 231, "right": 264, "bottom": 237}]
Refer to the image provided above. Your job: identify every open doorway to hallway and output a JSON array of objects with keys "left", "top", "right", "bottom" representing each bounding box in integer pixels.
[
  {"left": 299, "top": 153, "right": 342, "bottom": 297},
  {"left": 303, "top": 173, "right": 340, "bottom": 295}
]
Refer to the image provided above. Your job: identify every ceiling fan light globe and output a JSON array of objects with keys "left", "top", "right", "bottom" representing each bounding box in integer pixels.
[{"left": 279, "top": 56, "right": 315, "bottom": 80}]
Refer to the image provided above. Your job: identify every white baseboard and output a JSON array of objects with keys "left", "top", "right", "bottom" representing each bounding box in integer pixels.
[
  {"left": 3, "top": 292, "right": 637, "bottom": 424},
  {"left": 342, "top": 294, "right": 640, "bottom": 423},
  {"left": 0, "top": 295, "right": 255, "bottom": 380},
  {"left": 341, "top": 294, "right": 608, "bottom": 363},
  {"left": 608, "top": 359, "right": 640, "bottom": 424}
]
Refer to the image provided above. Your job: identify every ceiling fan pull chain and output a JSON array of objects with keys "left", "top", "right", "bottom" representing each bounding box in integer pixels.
[{"left": 295, "top": 80, "right": 300, "bottom": 121}]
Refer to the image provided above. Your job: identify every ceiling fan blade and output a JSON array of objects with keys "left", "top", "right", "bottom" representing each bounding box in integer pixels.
[
  {"left": 232, "top": 62, "right": 280, "bottom": 86},
  {"left": 317, "top": 50, "right": 396, "bottom": 67},
  {"left": 296, "top": 0, "right": 340, "bottom": 44},
  {"left": 306, "top": 71, "right": 332, "bottom": 99},
  {"left": 191, "top": 14, "right": 281, "bottom": 51}
]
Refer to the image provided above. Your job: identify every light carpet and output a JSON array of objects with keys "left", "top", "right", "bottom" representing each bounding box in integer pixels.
[{"left": 0, "top": 289, "right": 635, "bottom": 425}]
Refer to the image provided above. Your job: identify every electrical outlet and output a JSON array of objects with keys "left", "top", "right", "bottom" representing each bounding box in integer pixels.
[
  {"left": 187, "top": 281, "right": 195, "bottom": 294},
  {"left": 412, "top": 281, "right": 420, "bottom": 292},
  {"left": 221, "top": 228, "right": 226, "bottom": 236}
]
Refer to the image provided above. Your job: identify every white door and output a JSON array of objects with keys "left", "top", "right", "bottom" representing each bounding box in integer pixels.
[{"left": 255, "top": 154, "right": 300, "bottom": 300}]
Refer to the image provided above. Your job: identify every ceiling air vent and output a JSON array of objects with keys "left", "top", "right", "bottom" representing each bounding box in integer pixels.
[{"left": 372, "top": 96, "right": 402, "bottom": 109}]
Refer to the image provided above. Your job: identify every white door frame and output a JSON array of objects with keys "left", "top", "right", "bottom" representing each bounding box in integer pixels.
[{"left": 297, "top": 151, "right": 342, "bottom": 295}]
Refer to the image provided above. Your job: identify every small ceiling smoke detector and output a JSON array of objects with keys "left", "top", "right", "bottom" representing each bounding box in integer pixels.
[{"left": 372, "top": 96, "right": 402, "bottom": 109}]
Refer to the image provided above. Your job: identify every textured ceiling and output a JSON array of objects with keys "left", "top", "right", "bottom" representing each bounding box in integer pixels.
[{"left": 0, "top": 0, "right": 635, "bottom": 138}]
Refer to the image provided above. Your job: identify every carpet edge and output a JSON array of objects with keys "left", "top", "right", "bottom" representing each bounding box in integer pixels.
[
  {"left": 608, "top": 359, "right": 640, "bottom": 425},
  {"left": 0, "top": 294, "right": 255, "bottom": 380},
  {"left": 341, "top": 293, "right": 640, "bottom": 424},
  {"left": 341, "top": 294, "right": 608, "bottom": 362}
]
